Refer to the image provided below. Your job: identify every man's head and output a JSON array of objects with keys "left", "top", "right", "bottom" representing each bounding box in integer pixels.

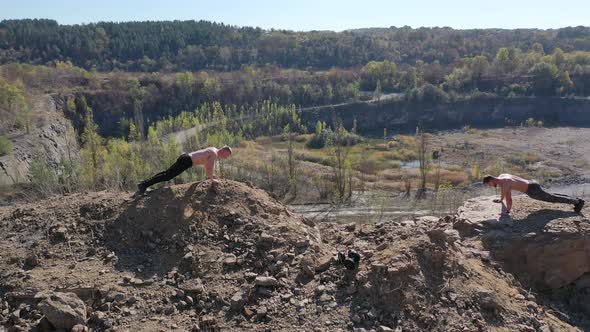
[
  {"left": 218, "top": 146, "right": 232, "bottom": 158},
  {"left": 483, "top": 175, "right": 497, "bottom": 187}
]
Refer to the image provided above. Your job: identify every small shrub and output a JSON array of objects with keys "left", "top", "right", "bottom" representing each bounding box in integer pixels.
[
  {"left": 295, "top": 134, "right": 312, "bottom": 142},
  {"left": 387, "top": 141, "right": 399, "bottom": 149},
  {"left": 524, "top": 118, "right": 544, "bottom": 128},
  {"left": 305, "top": 129, "right": 363, "bottom": 149},
  {"left": 255, "top": 136, "right": 273, "bottom": 145},
  {"left": 374, "top": 143, "right": 389, "bottom": 151},
  {"left": 0, "top": 135, "right": 12, "bottom": 156}
]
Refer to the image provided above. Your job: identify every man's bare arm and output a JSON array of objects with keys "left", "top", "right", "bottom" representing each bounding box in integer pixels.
[
  {"left": 493, "top": 183, "right": 505, "bottom": 203},
  {"left": 205, "top": 154, "right": 216, "bottom": 180},
  {"left": 504, "top": 187, "right": 513, "bottom": 214}
]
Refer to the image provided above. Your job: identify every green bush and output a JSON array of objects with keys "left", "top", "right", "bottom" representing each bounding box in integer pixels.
[
  {"left": 0, "top": 135, "right": 12, "bottom": 156},
  {"left": 305, "top": 129, "right": 363, "bottom": 149}
]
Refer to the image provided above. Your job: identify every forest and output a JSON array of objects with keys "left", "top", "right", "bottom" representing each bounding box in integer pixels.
[{"left": 1, "top": 20, "right": 590, "bottom": 200}]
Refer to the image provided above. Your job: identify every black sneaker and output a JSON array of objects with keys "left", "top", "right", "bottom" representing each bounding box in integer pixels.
[
  {"left": 136, "top": 182, "right": 147, "bottom": 195},
  {"left": 574, "top": 199, "right": 585, "bottom": 213},
  {"left": 342, "top": 258, "right": 356, "bottom": 270},
  {"left": 347, "top": 250, "right": 361, "bottom": 264}
]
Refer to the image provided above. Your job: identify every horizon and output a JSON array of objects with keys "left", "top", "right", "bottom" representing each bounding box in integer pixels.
[
  {"left": 1, "top": 18, "right": 588, "bottom": 32},
  {"left": 1, "top": 0, "right": 589, "bottom": 32}
]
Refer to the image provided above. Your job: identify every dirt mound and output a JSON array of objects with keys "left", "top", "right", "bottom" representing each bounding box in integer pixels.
[
  {"left": 0, "top": 180, "right": 328, "bottom": 331},
  {"left": 106, "top": 180, "right": 322, "bottom": 278},
  {"left": 0, "top": 183, "right": 585, "bottom": 331}
]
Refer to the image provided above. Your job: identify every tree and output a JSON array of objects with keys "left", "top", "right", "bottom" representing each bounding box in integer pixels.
[
  {"left": 416, "top": 127, "right": 430, "bottom": 199},
  {"left": 283, "top": 124, "right": 298, "bottom": 198},
  {"left": 558, "top": 71, "right": 574, "bottom": 95},
  {"left": 80, "top": 107, "right": 106, "bottom": 188},
  {"left": 129, "top": 78, "right": 145, "bottom": 138},
  {"left": 529, "top": 62, "right": 558, "bottom": 95},
  {"left": 331, "top": 121, "right": 353, "bottom": 203},
  {"left": 374, "top": 79, "right": 382, "bottom": 103},
  {"left": 552, "top": 48, "right": 565, "bottom": 67}
]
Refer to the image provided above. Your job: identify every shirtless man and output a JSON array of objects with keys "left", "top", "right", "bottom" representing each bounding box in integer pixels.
[
  {"left": 483, "top": 174, "right": 584, "bottom": 215},
  {"left": 136, "top": 146, "right": 232, "bottom": 194}
]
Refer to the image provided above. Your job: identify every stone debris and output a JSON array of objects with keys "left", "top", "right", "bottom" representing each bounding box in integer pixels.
[{"left": 0, "top": 183, "right": 584, "bottom": 331}]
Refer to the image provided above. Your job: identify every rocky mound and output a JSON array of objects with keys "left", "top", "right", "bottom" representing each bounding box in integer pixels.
[
  {"left": 0, "top": 183, "right": 586, "bottom": 331},
  {"left": 456, "top": 195, "right": 590, "bottom": 328}
]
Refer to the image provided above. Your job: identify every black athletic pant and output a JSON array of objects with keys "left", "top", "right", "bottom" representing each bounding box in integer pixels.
[
  {"left": 140, "top": 154, "right": 193, "bottom": 188},
  {"left": 526, "top": 182, "right": 579, "bottom": 205}
]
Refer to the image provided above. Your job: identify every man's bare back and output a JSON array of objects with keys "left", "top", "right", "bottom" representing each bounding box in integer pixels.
[{"left": 495, "top": 174, "right": 530, "bottom": 193}]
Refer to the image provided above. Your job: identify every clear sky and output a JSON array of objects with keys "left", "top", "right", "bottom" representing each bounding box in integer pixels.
[{"left": 1, "top": 0, "right": 588, "bottom": 31}]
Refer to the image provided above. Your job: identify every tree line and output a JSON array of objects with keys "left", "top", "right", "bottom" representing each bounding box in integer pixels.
[{"left": 1, "top": 19, "right": 589, "bottom": 72}]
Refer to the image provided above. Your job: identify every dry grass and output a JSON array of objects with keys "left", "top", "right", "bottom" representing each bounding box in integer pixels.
[
  {"left": 381, "top": 169, "right": 419, "bottom": 181},
  {"left": 428, "top": 169, "right": 469, "bottom": 186},
  {"left": 294, "top": 151, "right": 333, "bottom": 167},
  {"left": 254, "top": 136, "right": 273, "bottom": 145},
  {"left": 295, "top": 134, "right": 312, "bottom": 143},
  {"left": 374, "top": 143, "right": 389, "bottom": 151}
]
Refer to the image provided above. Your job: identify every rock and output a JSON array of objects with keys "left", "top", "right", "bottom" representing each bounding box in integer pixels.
[
  {"left": 315, "top": 256, "right": 333, "bottom": 273},
  {"left": 345, "top": 223, "right": 356, "bottom": 232},
  {"left": 376, "top": 242, "right": 388, "bottom": 251},
  {"left": 243, "top": 307, "right": 255, "bottom": 319},
  {"left": 318, "top": 293, "right": 332, "bottom": 302},
  {"left": 71, "top": 324, "right": 89, "bottom": 332},
  {"left": 378, "top": 326, "right": 394, "bottom": 332},
  {"left": 428, "top": 228, "right": 460, "bottom": 246},
  {"left": 89, "top": 311, "right": 106, "bottom": 324},
  {"left": 256, "top": 306, "right": 268, "bottom": 320},
  {"left": 257, "top": 287, "right": 273, "bottom": 296},
  {"left": 223, "top": 254, "right": 238, "bottom": 266},
  {"left": 36, "top": 292, "right": 86, "bottom": 330},
  {"left": 301, "top": 258, "right": 315, "bottom": 278},
  {"left": 258, "top": 233, "right": 275, "bottom": 246},
  {"left": 105, "top": 252, "right": 117, "bottom": 263},
  {"left": 130, "top": 278, "right": 144, "bottom": 286},
  {"left": 52, "top": 227, "right": 69, "bottom": 242},
  {"left": 255, "top": 276, "right": 278, "bottom": 287},
  {"left": 106, "top": 291, "right": 126, "bottom": 303},
  {"left": 475, "top": 288, "right": 502, "bottom": 311},
  {"left": 346, "top": 285, "right": 357, "bottom": 295},
  {"left": 231, "top": 289, "right": 248, "bottom": 311},
  {"left": 164, "top": 306, "right": 176, "bottom": 315},
  {"left": 538, "top": 325, "right": 551, "bottom": 332},
  {"left": 180, "top": 280, "right": 205, "bottom": 295},
  {"left": 35, "top": 316, "right": 53, "bottom": 331},
  {"left": 24, "top": 253, "right": 39, "bottom": 269}
]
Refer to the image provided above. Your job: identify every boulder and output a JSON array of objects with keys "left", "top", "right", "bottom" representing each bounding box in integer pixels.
[{"left": 36, "top": 292, "right": 86, "bottom": 330}]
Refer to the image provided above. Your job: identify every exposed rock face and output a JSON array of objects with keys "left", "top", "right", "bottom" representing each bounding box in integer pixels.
[
  {"left": 299, "top": 96, "right": 590, "bottom": 136},
  {"left": 457, "top": 195, "right": 590, "bottom": 315},
  {"left": 36, "top": 291, "right": 87, "bottom": 330},
  {"left": 0, "top": 94, "right": 78, "bottom": 186}
]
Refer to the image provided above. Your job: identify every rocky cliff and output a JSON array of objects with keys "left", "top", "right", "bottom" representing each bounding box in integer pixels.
[
  {"left": 0, "top": 94, "right": 77, "bottom": 186},
  {"left": 300, "top": 96, "right": 590, "bottom": 136}
]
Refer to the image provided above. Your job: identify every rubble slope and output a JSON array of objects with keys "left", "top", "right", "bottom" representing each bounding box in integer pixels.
[{"left": 0, "top": 183, "right": 585, "bottom": 331}]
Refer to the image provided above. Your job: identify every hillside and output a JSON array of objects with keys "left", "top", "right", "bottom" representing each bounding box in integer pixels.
[{"left": 0, "top": 180, "right": 588, "bottom": 331}]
